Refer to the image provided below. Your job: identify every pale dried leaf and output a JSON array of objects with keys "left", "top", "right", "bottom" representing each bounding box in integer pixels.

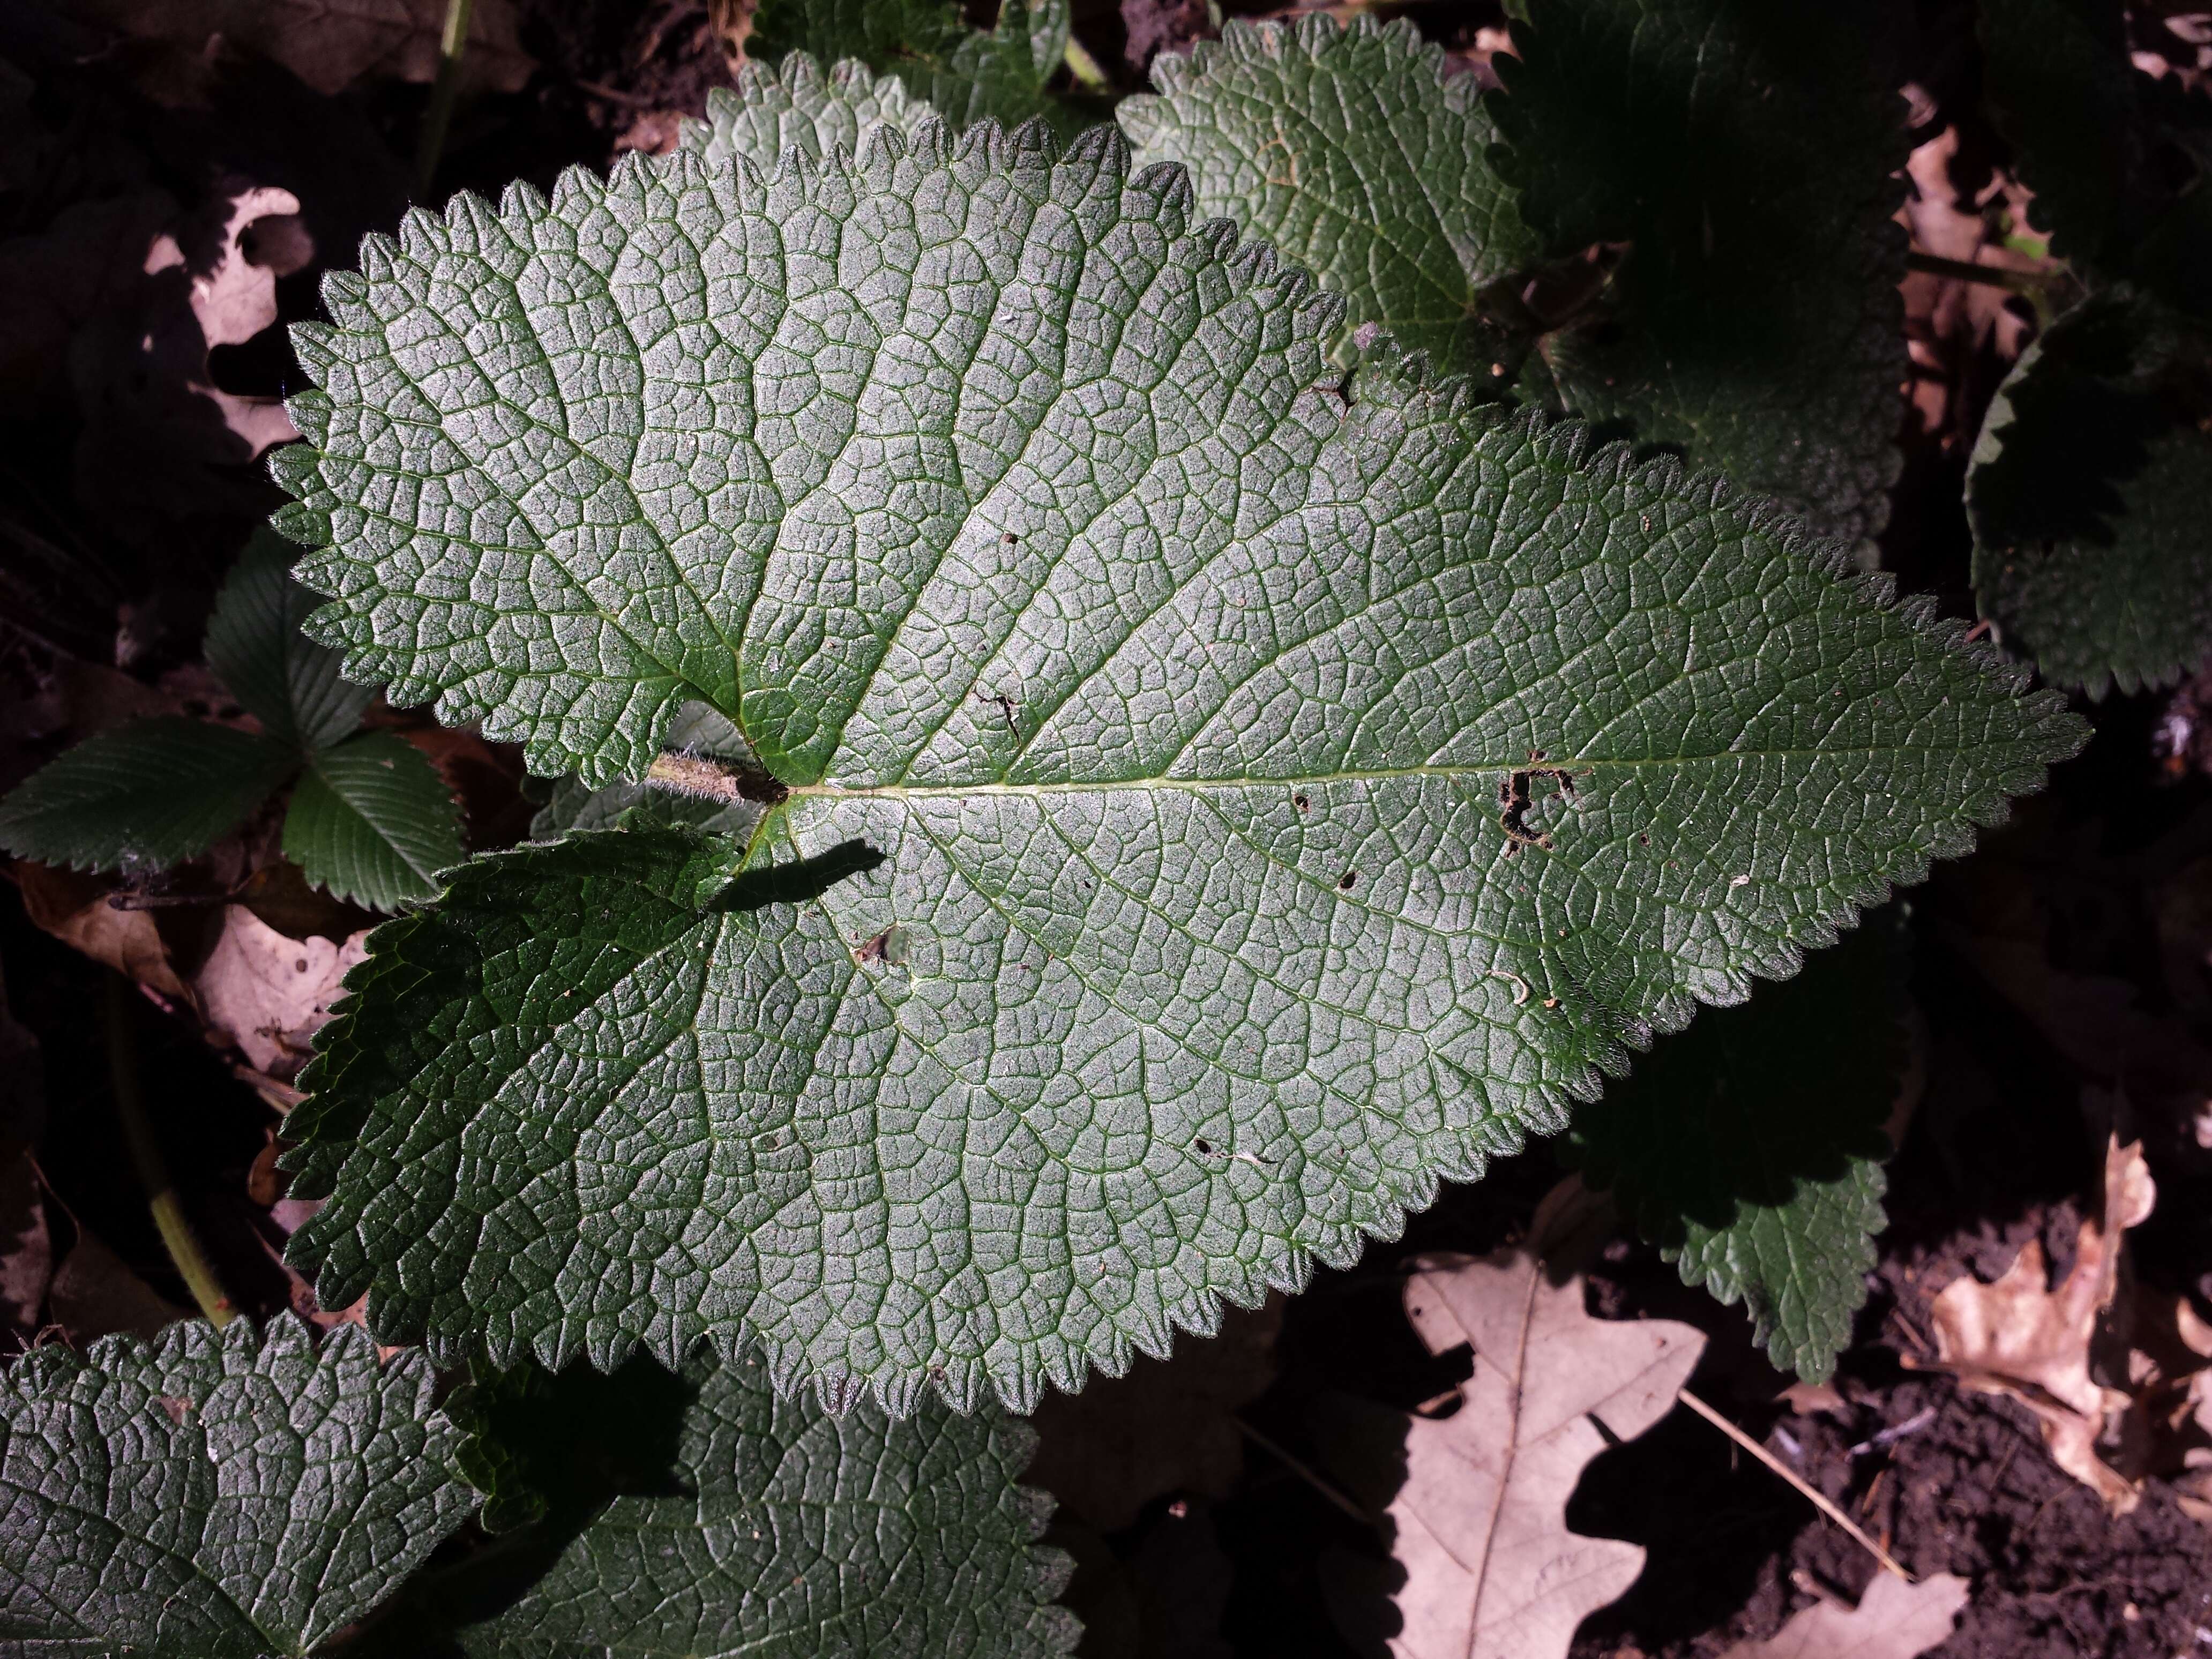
[
  {"left": 1386, "top": 1250, "right": 1707, "bottom": 1659},
  {"left": 1925, "top": 1135, "right": 2153, "bottom": 1512},
  {"left": 2178, "top": 1309, "right": 2212, "bottom": 1519},
  {"left": 1717, "top": 1572, "right": 1971, "bottom": 1659},
  {"left": 14, "top": 863, "right": 188, "bottom": 1000},
  {"left": 2118, "top": 1290, "right": 2212, "bottom": 1515},
  {"left": 65, "top": 182, "right": 313, "bottom": 539},
  {"left": 193, "top": 907, "right": 369, "bottom": 1078},
  {"left": 1778, "top": 1381, "right": 1850, "bottom": 1416},
  {"left": 143, "top": 186, "right": 301, "bottom": 458},
  {"left": 1899, "top": 123, "right": 2038, "bottom": 439}
]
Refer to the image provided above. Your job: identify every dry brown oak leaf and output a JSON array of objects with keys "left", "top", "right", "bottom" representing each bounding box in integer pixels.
[
  {"left": 14, "top": 864, "right": 190, "bottom": 1001},
  {"left": 2134, "top": 1293, "right": 2212, "bottom": 1522},
  {"left": 1386, "top": 1249, "right": 1706, "bottom": 1659},
  {"left": 1924, "top": 1133, "right": 2158, "bottom": 1512},
  {"left": 194, "top": 907, "right": 369, "bottom": 1080},
  {"left": 1716, "top": 1571, "right": 1971, "bottom": 1659}
]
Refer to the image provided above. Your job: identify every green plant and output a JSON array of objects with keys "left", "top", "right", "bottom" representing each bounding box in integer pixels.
[
  {"left": 0, "top": 1318, "right": 1068, "bottom": 1656},
  {"left": 749, "top": 0, "right": 1077, "bottom": 131},
  {"left": 28, "top": 0, "right": 2211, "bottom": 1650},
  {"left": 0, "top": 529, "right": 465, "bottom": 910},
  {"left": 265, "top": 126, "right": 2072, "bottom": 1411},
  {"left": 1967, "top": 0, "right": 2212, "bottom": 694}
]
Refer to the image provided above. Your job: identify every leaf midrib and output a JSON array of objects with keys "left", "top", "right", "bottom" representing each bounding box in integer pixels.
[{"left": 784, "top": 742, "right": 2004, "bottom": 799}]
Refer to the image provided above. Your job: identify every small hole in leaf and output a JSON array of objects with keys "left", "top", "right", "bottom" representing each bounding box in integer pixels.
[{"left": 1339, "top": 871, "right": 1357, "bottom": 889}]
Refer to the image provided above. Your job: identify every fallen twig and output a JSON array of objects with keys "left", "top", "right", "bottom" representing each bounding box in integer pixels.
[
  {"left": 1679, "top": 1388, "right": 1914, "bottom": 1582},
  {"left": 1232, "top": 1415, "right": 1370, "bottom": 1525}
]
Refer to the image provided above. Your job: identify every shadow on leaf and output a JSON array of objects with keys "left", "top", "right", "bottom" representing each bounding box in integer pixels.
[
  {"left": 357, "top": 1355, "right": 698, "bottom": 1656},
  {"left": 1565, "top": 907, "right": 1907, "bottom": 1238},
  {"left": 1971, "top": 297, "right": 2179, "bottom": 551},
  {"left": 706, "top": 836, "right": 886, "bottom": 913}
]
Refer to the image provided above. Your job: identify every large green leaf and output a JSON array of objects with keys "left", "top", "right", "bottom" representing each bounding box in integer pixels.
[
  {"left": 685, "top": 53, "right": 937, "bottom": 177},
  {"left": 0, "top": 717, "right": 293, "bottom": 875},
  {"left": 1118, "top": 16, "right": 1540, "bottom": 372},
  {"left": 748, "top": 0, "right": 1070, "bottom": 132},
  {"left": 414, "top": 1356, "right": 1074, "bottom": 1657},
  {"left": 0, "top": 1316, "right": 477, "bottom": 1658},
  {"left": 1969, "top": 289, "right": 2212, "bottom": 694},
  {"left": 1490, "top": 0, "right": 1911, "bottom": 554},
  {"left": 206, "top": 526, "right": 380, "bottom": 754},
  {"left": 1981, "top": 0, "right": 2212, "bottom": 319},
  {"left": 1566, "top": 910, "right": 1905, "bottom": 1382},
  {"left": 273, "top": 126, "right": 2081, "bottom": 1410},
  {"left": 282, "top": 730, "right": 466, "bottom": 910}
]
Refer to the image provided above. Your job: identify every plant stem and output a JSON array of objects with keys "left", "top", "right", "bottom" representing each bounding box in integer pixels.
[
  {"left": 106, "top": 974, "right": 234, "bottom": 1327},
  {"left": 1903, "top": 249, "right": 2049, "bottom": 297},
  {"left": 414, "top": 0, "right": 475, "bottom": 202},
  {"left": 1678, "top": 1388, "right": 1910, "bottom": 1582},
  {"left": 1232, "top": 1416, "right": 1370, "bottom": 1523},
  {"left": 1061, "top": 34, "right": 1112, "bottom": 97}
]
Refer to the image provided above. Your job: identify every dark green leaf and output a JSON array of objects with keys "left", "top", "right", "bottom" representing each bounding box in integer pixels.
[
  {"left": 272, "top": 126, "right": 2080, "bottom": 1410},
  {"left": 1119, "top": 15, "right": 1540, "bottom": 372},
  {"left": 684, "top": 51, "right": 940, "bottom": 176},
  {"left": 282, "top": 730, "right": 466, "bottom": 910},
  {"left": 1969, "top": 289, "right": 2212, "bottom": 694},
  {"left": 1490, "top": 0, "right": 1911, "bottom": 554},
  {"left": 205, "top": 527, "right": 379, "bottom": 753},
  {"left": 0, "top": 718, "right": 293, "bottom": 875},
  {"left": 0, "top": 1317, "right": 477, "bottom": 1658},
  {"left": 1566, "top": 911, "right": 1906, "bottom": 1381},
  {"left": 420, "top": 1356, "right": 1074, "bottom": 1657},
  {"left": 748, "top": 0, "right": 1070, "bottom": 131},
  {"left": 1981, "top": 0, "right": 2212, "bottom": 319}
]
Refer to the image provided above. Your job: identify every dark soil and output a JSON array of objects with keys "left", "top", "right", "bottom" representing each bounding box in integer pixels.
[{"left": 1091, "top": 936, "right": 2212, "bottom": 1659}]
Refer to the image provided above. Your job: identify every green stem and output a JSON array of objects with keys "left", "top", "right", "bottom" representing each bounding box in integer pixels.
[
  {"left": 1061, "top": 34, "right": 1112, "bottom": 96},
  {"left": 414, "top": 0, "right": 475, "bottom": 202},
  {"left": 1904, "top": 249, "right": 2050, "bottom": 296},
  {"left": 106, "top": 975, "right": 234, "bottom": 1327}
]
